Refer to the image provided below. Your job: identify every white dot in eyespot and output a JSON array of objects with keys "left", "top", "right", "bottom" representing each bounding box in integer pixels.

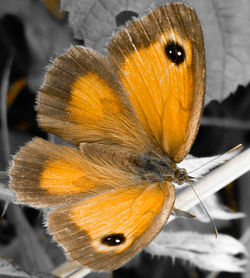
[
  {"left": 168, "top": 50, "right": 182, "bottom": 57},
  {"left": 101, "top": 233, "right": 126, "bottom": 246}
]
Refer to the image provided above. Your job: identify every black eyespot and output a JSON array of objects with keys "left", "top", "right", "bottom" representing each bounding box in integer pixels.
[
  {"left": 101, "top": 233, "right": 126, "bottom": 246},
  {"left": 165, "top": 41, "right": 185, "bottom": 65}
]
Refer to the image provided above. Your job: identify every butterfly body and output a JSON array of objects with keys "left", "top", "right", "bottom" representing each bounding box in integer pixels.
[
  {"left": 135, "top": 152, "right": 192, "bottom": 184},
  {"left": 9, "top": 3, "right": 205, "bottom": 271},
  {"left": 81, "top": 142, "right": 192, "bottom": 184}
]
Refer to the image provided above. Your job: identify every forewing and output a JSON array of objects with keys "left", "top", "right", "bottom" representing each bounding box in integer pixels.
[
  {"left": 38, "top": 46, "right": 149, "bottom": 152},
  {"left": 108, "top": 4, "right": 205, "bottom": 162}
]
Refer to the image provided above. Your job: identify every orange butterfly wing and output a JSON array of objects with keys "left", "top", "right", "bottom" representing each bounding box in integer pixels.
[
  {"left": 38, "top": 46, "right": 149, "bottom": 153},
  {"left": 48, "top": 181, "right": 175, "bottom": 270},
  {"left": 10, "top": 138, "right": 143, "bottom": 207},
  {"left": 108, "top": 3, "right": 205, "bottom": 162}
]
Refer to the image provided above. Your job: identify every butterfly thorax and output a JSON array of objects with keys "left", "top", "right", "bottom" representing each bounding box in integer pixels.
[
  {"left": 134, "top": 153, "right": 193, "bottom": 185},
  {"left": 80, "top": 143, "right": 193, "bottom": 185}
]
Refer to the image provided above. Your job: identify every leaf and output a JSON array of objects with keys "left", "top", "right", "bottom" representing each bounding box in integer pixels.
[
  {"left": 0, "top": 183, "right": 16, "bottom": 203},
  {"left": 3, "top": 205, "right": 54, "bottom": 274},
  {"left": 178, "top": 146, "right": 241, "bottom": 181},
  {"left": 176, "top": 149, "right": 245, "bottom": 222},
  {"left": 190, "top": 194, "right": 245, "bottom": 223},
  {"left": 147, "top": 231, "right": 248, "bottom": 272},
  {"left": 60, "top": 0, "right": 164, "bottom": 51},
  {"left": 175, "top": 148, "right": 250, "bottom": 212},
  {"left": 192, "top": 0, "right": 250, "bottom": 104},
  {"left": 0, "top": 0, "right": 74, "bottom": 92},
  {"left": 0, "top": 256, "right": 32, "bottom": 277}
]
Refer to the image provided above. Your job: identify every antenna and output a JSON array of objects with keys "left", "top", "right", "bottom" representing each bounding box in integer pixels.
[
  {"left": 188, "top": 144, "right": 242, "bottom": 175},
  {"left": 188, "top": 181, "right": 218, "bottom": 237},
  {"left": 185, "top": 145, "right": 243, "bottom": 237}
]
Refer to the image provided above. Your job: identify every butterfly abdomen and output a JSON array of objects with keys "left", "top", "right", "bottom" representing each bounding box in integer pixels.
[
  {"left": 80, "top": 142, "right": 190, "bottom": 184},
  {"left": 80, "top": 142, "right": 136, "bottom": 169}
]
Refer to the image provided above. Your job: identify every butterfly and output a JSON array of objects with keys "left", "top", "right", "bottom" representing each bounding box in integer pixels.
[{"left": 9, "top": 3, "right": 205, "bottom": 271}]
